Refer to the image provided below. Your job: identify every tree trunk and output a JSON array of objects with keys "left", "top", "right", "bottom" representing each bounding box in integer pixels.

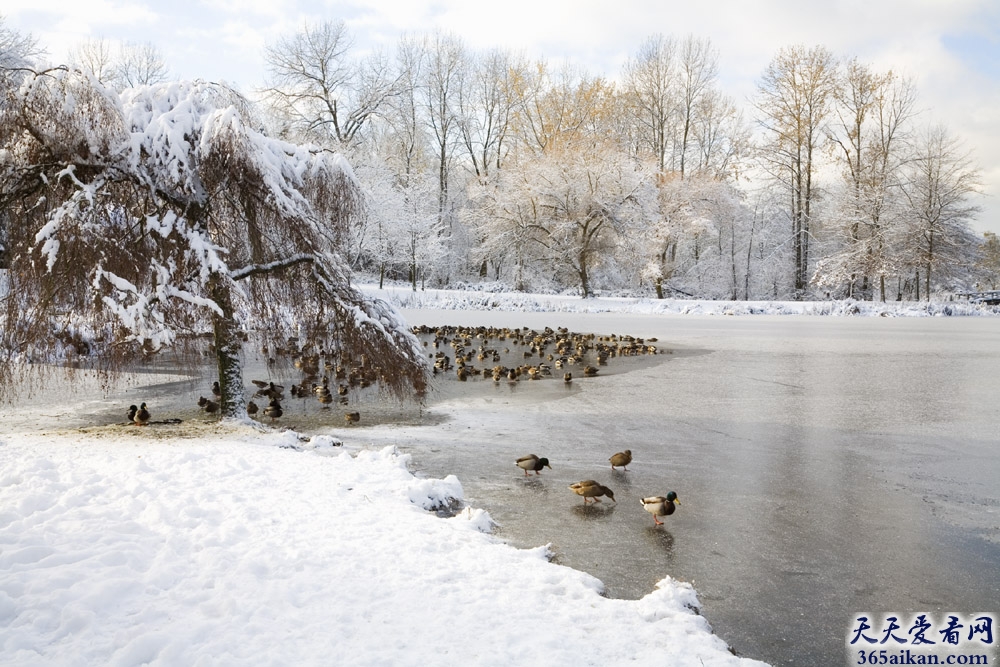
[
  {"left": 925, "top": 232, "right": 933, "bottom": 301},
  {"left": 209, "top": 274, "right": 247, "bottom": 419},
  {"left": 579, "top": 253, "right": 591, "bottom": 298}
]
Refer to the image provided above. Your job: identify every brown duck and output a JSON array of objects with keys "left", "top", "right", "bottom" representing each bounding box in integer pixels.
[
  {"left": 609, "top": 449, "right": 632, "bottom": 470},
  {"left": 568, "top": 480, "right": 615, "bottom": 504}
]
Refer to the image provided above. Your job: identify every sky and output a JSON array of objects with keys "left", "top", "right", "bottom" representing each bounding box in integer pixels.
[{"left": 4, "top": 0, "right": 1000, "bottom": 235}]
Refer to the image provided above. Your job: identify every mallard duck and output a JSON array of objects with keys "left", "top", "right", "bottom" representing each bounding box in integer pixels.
[
  {"left": 263, "top": 399, "right": 283, "bottom": 423},
  {"left": 199, "top": 396, "right": 219, "bottom": 414},
  {"left": 569, "top": 480, "right": 615, "bottom": 503},
  {"left": 211, "top": 381, "right": 222, "bottom": 398},
  {"left": 127, "top": 404, "right": 138, "bottom": 422},
  {"left": 247, "top": 400, "right": 259, "bottom": 417},
  {"left": 317, "top": 388, "right": 333, "bottom": 406},
  {"left": 345, "top": 411, "right": 360, "bottom": 424},
  {"left": 609, "top": 449, "right": 632, "bottom": 470},
  {"left": 253, "top": 381, "right": 284, "bottom": 400},
  {"left": 133, "top": 402, "right": 150, "bottom": 426},
  {"left": 515, "top": 454, "right": 551, "bottom": 476},
  {"left": 641, "top": 491, "right": 681, "bottom": 525}
]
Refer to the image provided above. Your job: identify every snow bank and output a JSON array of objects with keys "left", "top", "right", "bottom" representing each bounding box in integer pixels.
[
  {"left": 361, "top": 283, "right": 1000, "bottom": 317},
  {"left": 0, "top": 426, "right": 765, "bottom": 666}
]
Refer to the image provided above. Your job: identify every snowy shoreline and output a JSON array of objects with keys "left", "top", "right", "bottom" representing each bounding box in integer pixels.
[
  {"left": 1, "top": 421, "right": 767, "bottom": 666},
  {"left": 360, "top": 282, "right": 1000, "bottom": 318}
]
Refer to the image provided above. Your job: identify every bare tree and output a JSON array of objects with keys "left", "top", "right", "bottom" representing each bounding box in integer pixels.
[
  {"left": 113, "top": 41, "right": 169, "bottom": 88},
  {"left": 264, "top": 20, "right": 400, "bottom": 148},
  {"left": 755, "top": 44, "right": 838, "bottom": 297},
  {"left": 0, "top": 15, "right": 42, "bottom": 90},
  {"left": 676, "top": 35, "right": 719, "bottom": 178},
  {"left": 899, "top": 125, "right": 982, "bottom": 299},
  {"left": 0, "top": 67, "right": 427, "bottom": 413},
  {"left": 623, "top": 34, "right": 677, "bottom": 172},
  {"left": 68, "top": 38, "right": 117, "bottom": 85},
  {"left": 692, "top": 88, "right": 749, "bottom": 179},
  {"left": 456, "top": 47, "right": 524, "bottom": 183},
  {"left": 367, "top": 34, "right": 428, "bottom": 184},
  {"left": 821, "top": 60, "right": 917, "bottom": 300},
  {"left": 422, "top": 32, "right": 465, "bottom": 219}
]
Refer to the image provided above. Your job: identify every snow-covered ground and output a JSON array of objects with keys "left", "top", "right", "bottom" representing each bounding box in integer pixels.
[
  {"left": 362, "top": 282, "right": 1000, "bottom": 318},
  {"left": 5, "top": 287, "right": 994, "bottom": 666},
  {"left": 0, "top": 421, "right": 765, "bottom": 666}
]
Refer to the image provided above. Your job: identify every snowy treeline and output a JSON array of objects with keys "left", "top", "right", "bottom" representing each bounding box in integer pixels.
[
  {"left": 252, "top": 25, "right": 995, "bottom": 301},
  {"left": 2, "top": 18, "right": 998, "bottom": 306}
]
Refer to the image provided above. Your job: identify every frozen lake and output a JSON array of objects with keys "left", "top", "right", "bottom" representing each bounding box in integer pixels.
[
  {"left": 364, "top": 310, "right": 1000, "bottom": 666},
  {"left": 12, "top": 308, "right": 999, "bottom": 665}
]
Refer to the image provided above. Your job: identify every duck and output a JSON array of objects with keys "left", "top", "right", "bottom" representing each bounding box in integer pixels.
[
  {"left": 252, "top": 380, "right": 284, "bottom": 400},
  {"left": 247, "top": 400, "right": 259, "bottom": 417},
  {"left": 133, "top": 402, "right": 150, "bottom": 426},
  {"left": 609, "top": 449, "right": 632, "bottom": 470},
  {"left": 263, "top": 398, "right": 283, "bottom": 423},
  {"left": 344, "top": 411, "right": 360, "bottom": 424},
  {"left": 198, "top": 396, "right": 219, "bottom": 414},
  {"left": 640, "top": 491, "right": 681, "bottom": 525},
  {"left": 515, "top": 454, "right": 551, "bottom": 476},
  {"left": 127, "top": 404, "right": 138, "bottom": 422},
  {"left": 211, "top": 381, "right": 222, "bottom": 398},
  {"left": 568, "top": 480, "right": 615, "bottom": 504},
  {"left": 317, "top": 388, "right": 334, "bottom": 406}
]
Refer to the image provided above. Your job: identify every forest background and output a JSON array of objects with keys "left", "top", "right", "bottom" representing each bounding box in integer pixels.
[{"left": 3, "top": 9, "right": 999, "bottom": 303}]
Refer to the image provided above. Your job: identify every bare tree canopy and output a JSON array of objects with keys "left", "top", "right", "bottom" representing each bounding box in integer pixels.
[
  {"left": 0, "top": 66, "right": 428, "bottom": 414},
  {"left": 264, "top": 19, "right": 401, "bottom": 147}
]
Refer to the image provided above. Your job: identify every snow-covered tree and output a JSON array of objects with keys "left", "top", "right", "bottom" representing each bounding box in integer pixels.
[
  {"left": 898, "top": 125, "right": 982, "bottom": 299},
  {"left": 754, "top": 44, "right": 838, "bottom": 297},
  {"left": 471, "top": 138, "right": 653, "bottom": 296},
  {"left": 976, "top": 232, "right": 1000, "bottom": 291},
  {"left": 0, "top": 67, "right": 427, "bottom": 414},
  {"left": 815, "top": 61, "right": 916, "bottom": 300},
  {"left": 0, "top": 16, "right": 41, "bottom": 83}
]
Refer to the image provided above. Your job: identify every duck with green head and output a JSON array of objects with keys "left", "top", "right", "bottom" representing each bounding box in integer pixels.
[
  {"left": 515, "top": 454, "right": 551, "bottom": 476},
  {"left": 641, "top": 491, "right": 680, "bottom": 525}
]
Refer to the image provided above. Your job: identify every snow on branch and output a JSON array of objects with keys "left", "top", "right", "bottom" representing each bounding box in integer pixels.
[{"left": 229, "top": 254, "right": 316, "bottom": 281}]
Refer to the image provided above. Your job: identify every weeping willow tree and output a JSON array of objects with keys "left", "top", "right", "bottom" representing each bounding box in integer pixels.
[{"left": 0, "top": 66, "right": 427, "bottom": 417}]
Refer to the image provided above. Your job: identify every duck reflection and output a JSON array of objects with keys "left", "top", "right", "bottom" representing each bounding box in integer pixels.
[
  {"left": 644, "top": 526, "right": 675, "bottom": 554},
  {"left": 571, "top": 503, "right": 617, "bottom": 520}
]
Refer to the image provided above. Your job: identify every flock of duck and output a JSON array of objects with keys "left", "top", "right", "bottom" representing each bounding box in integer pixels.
[
  {"left": 516, "top": 450, "right": 682, "bottom": 526},
  {"left": 413, "top": 324, "right": 661, "bottom": 385},
  {"left": 126, "top": 373, "right": 364, "bottom": 428},
  {"left": 124, "top": 325, "right": 678, "bottom": 523}
]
